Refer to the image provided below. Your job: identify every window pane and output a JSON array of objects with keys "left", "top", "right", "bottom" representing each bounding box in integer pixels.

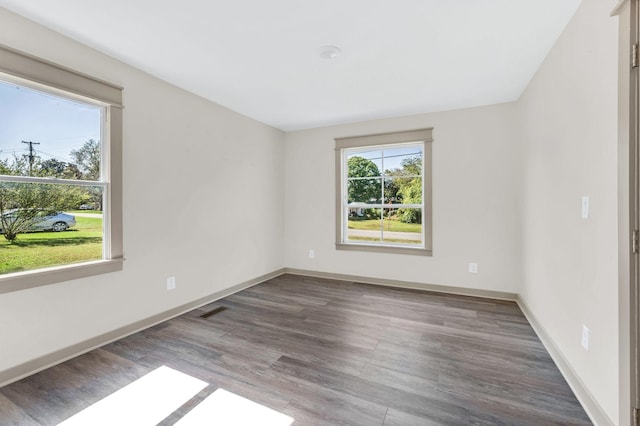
[
  {"left": 382, "top": 146, "right": 422, "bottom": 177},
  {"left": 381, "top": 208, "right": 422, "bottom": 245},
  {"left": 0, "top": 80, "right": 102, "bottom": 180},
  {"left": 347, "top": 177, "right": 382, "bottom": 204},
  {"left": 0, "top": 182, "right": 104, "bottom": 275},
  {"left": 347, "top": 150, "right": 382, "bottom": 178},
  {"left": 346, "top": 208, "right": 382, "bottom": 243},
  {"left": 384, "top": 176, "right": 422, "bottom": 204}
]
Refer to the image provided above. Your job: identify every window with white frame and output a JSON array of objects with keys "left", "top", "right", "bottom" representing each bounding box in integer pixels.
[
  {"left": 0, "top": 44, "right": 123, "bottom": 293},
  {"left": 335, "top": 128, "right": 432, "bottom": 255}
]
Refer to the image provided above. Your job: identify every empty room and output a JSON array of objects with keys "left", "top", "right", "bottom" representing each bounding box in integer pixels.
[{"left": 0, "top": 0, "right": 634, "bottom": 425}]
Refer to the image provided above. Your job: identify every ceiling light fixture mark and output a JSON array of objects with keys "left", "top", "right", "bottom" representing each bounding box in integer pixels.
[{"left": 319, "top": 45, "right": 342, "bottom": 60}]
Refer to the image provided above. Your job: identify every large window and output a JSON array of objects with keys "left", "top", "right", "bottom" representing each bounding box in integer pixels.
[
  {"left": 0, "top": 44, "right": 122, "bottom": 293},
  {"left": 335, "top": 128, "right": 432, "bottom": 255}
]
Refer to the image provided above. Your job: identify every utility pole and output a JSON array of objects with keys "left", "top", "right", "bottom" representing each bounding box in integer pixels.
[{"left": 21, "top": 140, "right": 40, "bottom": 176}]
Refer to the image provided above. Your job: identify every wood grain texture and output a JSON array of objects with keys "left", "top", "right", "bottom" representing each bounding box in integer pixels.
[{"left": 0, "top": 274, "right": 591, "bottom": 425}]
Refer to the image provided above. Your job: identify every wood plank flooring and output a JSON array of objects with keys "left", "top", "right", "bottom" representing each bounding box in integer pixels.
[{"left": 0, "top": 274, "right": 591, "bottom": 425}]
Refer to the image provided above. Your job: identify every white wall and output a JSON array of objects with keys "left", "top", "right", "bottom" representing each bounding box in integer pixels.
[
  {"left": 0, "top": 8, "right": 285, "bottom": 373},
  {"left": 517, "top": 0, "right": 619, "bottom": 423},
  {"left": 284, "top": 103, "right": 521, "bottom": 294}
]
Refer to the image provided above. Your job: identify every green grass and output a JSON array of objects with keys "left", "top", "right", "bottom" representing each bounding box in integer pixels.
[
  {"left": 347, "top": 236, "right": 421, "bottom": 244},
  {"left": 348, "top": 218, "right": 421, "bottom": 233},
  {"left": 0, "top": 216, "right": 103, "bottom": 275}
]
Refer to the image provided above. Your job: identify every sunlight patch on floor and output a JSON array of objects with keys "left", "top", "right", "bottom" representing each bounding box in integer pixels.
[
  {"left": 175, "top": 388, "right": 294, "bottom": 426},
  {"left": 58, "top": 365, "right": 208, "bottom": 426}
]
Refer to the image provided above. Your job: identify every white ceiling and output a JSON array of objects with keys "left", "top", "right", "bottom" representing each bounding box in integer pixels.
[{"left": 0, "top": 0, "right": 582, "bottom": 131}]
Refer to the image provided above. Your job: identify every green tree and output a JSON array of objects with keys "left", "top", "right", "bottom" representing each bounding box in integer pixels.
[
  {"left": 385, "top": 155, "right": 422, "bottom": 223},
  {"left": 70, "top": 139, "right": 102, "bottom": 209},
  {"left": 0, "top": 158, "right": 11, "bottom": 175},
  {"left": 347, "top": 156, "right": 381, "bottom": 204},
  {"left": 0, "top": 183, "right": 83, "bottom": 241},
  {"left": 70, "top": 139, "right": 100, "bottom": 180},
  {"left": 38, "top": 159, "right": 83, "bottom": 180},
  {"left": 38, "top": 159, "right": 67, "bottom": 177}
]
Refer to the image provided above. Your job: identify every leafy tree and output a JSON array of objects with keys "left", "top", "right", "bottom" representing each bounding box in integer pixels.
[
  {"left": 38, "top": 159, "right": 83, "bottom": 180},
  {"left": 70, "top": 139, "right": 102, "bottom": 209},
  {"left": 38, "top": 159, "right": 67, "bottom": 177},
  {"left": 0, "top": 159, "right": 11, "bottom": 176},
  {"left": 70, "top": 139, "right": 100, "bottom": 180},
  {"left": 385, "top": 155, "right": 422, "bottom": 223},
  {"left": 347, "top": 156, "right": 381, "bottom": 204},
  {"left": 0, "top": 183, "right": 83, "bottom": 241}
]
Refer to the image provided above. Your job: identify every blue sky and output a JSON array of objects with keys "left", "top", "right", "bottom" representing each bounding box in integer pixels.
[
  {"left": 347, "top": 144, "right": 423, "bottom": 173},
  {"left": 0, "top": 79, "right": 101, "bottom": 165}
]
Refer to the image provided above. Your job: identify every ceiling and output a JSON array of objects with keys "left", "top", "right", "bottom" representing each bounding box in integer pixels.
[{"left": 0, "top": 0, "right": 582, "bottom": 131}]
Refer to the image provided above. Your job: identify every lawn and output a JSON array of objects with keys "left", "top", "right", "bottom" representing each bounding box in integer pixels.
[
  {"left": 347, "top": 235, "right": 422, "bottom": 245},
  {"left": 0, "top": 216, "right": 103, "bottom": 275},
  {"left": 348, "top": 218, "right": 421, "bottom": 233}
]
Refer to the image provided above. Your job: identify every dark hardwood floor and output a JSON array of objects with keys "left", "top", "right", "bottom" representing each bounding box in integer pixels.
[{"left": 0, "top": 274, "right": 591, "bottom": 425}]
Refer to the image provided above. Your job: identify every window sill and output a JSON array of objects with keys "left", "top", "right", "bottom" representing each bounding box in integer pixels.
[
  {"left": 336, "top": 243, "right": 432, "bottom": 256},
  {"left": 0, "top": 259, "right": 123, "bottom": 294}
]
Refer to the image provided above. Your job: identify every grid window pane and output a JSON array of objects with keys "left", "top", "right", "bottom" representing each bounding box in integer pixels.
[
  {"left": 0, "top": 80, "right": 102, "bottom": 181},
  {"left": 346, "top": 208, "right": 382, "bottom": 243},
  {"left": 0, "top": 182, "right": 104, "bottom": 274},
  {"left": 346, "top": 150, "right": 382, "bottom": 178},
  {"left": 347, "top": 178, "right": 382, "bottom": 204},
  {"left": 384, "top": 176, "right": 422, "bottom": 205},
  {"left": 381, "top": 208, "right": 422, "bottom": 245},
  {"left": 381, "top": 146, "right": 422, "bottom": 176}
]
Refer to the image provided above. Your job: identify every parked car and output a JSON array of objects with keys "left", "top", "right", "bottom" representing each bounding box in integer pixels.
[
  {"left": 78, "top": 204, "right": 94, "bottom": 210},
  {"left": 0, "top": 210, "right": 76, "bottom": 233}
]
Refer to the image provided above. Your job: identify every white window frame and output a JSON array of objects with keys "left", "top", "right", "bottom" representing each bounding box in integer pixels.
[
  {"left": 0, "top": 44, "right": 123, "bottom": 294},
  {"left": 335, "top": 128, "right": 433, "bottom": 256}
]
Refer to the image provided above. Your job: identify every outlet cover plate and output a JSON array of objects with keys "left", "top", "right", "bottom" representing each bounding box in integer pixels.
[{"left": 167, "top": 276, "right": 176, "bottom": 291}]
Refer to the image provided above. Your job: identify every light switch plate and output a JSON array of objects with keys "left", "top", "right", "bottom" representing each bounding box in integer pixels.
[
  {"left": 581, "top": 196, "right": 589, "bottom": 219},
  {"left": 581, "top": 325, "right": 589, "bottom": 351}
]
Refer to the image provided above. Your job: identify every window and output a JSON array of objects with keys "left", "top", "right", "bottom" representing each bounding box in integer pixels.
[
  {"left": 335, "top": 128, "right": 432, "bottom": 255},
  {"left": 0, "top": 44, "right": 123, "bottom": 293}
]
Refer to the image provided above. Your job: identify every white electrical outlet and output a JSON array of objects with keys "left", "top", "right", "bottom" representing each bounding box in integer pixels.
[
  {"left": 581, "top": 196, "right": 589, "bottom": 219},
  {"left": 581, "top": 325, "right": 590, "bottom": 351},
  {"left": 167, "top": 276, "right": 176, "bottom": 291},
  {"left": 308, "top": 249, "right": 315, "bottom": 259},
  {"left": 468, "top": 263, "right": 478, "bottom": 273}
]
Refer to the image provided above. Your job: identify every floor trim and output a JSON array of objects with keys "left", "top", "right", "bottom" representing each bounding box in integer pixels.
[
  {"left": 284, "top": 268, "right": 517, "bottom": 301},
  {"left": 0, "top": 268, "right": 286, "bottom": 388},
  {"left": 516, "top": 295, "right": 614, "bottom": 426}
]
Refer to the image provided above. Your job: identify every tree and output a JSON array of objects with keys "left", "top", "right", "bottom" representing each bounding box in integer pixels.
[
  {"left": 38, "top": 159, "right": 83, "bottom": 180},
  {"left": 0, "top": 158, "right": 11, "bottom": 176},
  {"left": 347, "top": 156, "right": 381, "bottom": 204},
  {"left": 70, "top": 139, "right": 100, "bottom": 180},
  {"left": 38, "top": 159, "right": 67, "bottom": 177},
  {"left": 70, "top": 139, "right": 102, "bottom": 209},
  {"left": 0, "top": 183, "right": 83, "bottom": 241},
  {"left": 385, "top": 155, "right": 422, "bottom": 223}
]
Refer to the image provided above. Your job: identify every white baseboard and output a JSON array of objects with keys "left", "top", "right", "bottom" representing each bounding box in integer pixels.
[
  {"left": 283, "top": 267, "right": 517, "bottom": 301},
  {"left": 0, "top": 268, "right": 286, "bottom": 388},
  {"left": 516, "top": 296, "right": 614, "bottom": 426}
]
